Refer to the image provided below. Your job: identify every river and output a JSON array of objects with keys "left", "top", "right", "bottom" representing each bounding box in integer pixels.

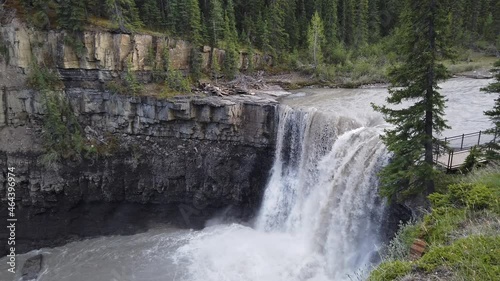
[{"left": 1, "top": 77, "right": 496, "bottom": 281}]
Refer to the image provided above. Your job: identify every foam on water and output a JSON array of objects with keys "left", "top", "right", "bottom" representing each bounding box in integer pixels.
[{"left": 174, "top": 106, "right": 389, "bottom": 281}]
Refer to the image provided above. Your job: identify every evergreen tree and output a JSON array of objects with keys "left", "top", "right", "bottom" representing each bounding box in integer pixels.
[
  {"left": 167, "top": 0, "right": 180, "bottom": 34},
  {"left": 208, "top": 0, "right": 224, "bottom": 48},
  {"left": 186, "top": 0, "right": 203, "bottom": 44},
  {"left": 322, "top": 0, "right": 338, "bottom": 61},
  {"left": 354, "top": 0, "right": 369, "bottom": 47},
  {"left": 105, "top": 0, "right": 143, "bottom": 32},
  {"left": 256, "top": 13, "right": 271, "bottom": 52},
  {"left": 268, "top": 0, "right": 289, "bottom": 57},
  {"left": 138, "top": 0, "right": 162, "bottom": 30},
  {"left": 368, "top": 0, "right": 381, "bottom": 43},
  {"left": 339, "top": 0, "right": 355, "bottom": 46},
  {"left": 223, "top": 13, "right": 239, "bottom": 80},
  {"left": 58, "top": 0, "right": 87, "bottom": 32},
  {"left": 187, "top": 0, "right": 203, "bottom": 81},
  {"left": 482, "top": 60, "right": 500, "bottom": 138},
  {"left": 372, "top": 0, "right": 452, "bottom": 199},
  {"left": 307, "top": 12, "right": 325, "bottom": 67}
]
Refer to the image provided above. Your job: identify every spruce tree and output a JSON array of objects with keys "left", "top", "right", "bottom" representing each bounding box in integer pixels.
[
  {"left": 322, "top": 0, "right": 338, "bottom": 62},
  {"left": 372, "top": 0, "right": 451, "bottom": 199},
  {"left": 139, "top": 0, "right": 162, "bottom": 30},
  {"left": 268, "top": 0, "right": 289, "bottom": 58},
  {"left": 223, "top": 13, "right": 239, "bottom": 80},
  {"left": 105, "top": 0, "right": 143, "bottom": 32},
  {"left": 482, "top": 60, "right": 500, "bottom": 141},
  {"left": 187, "top": 0, "right": 203, "bottom": 81},
  {"left": 307, "top": 12, "right": 325, "bottom": 67},
  {"left": 58, "top": 0, "right": 87, "bottom": 32},
  {"left": 354, "top": 0, "right": 369, "bottom": 47}
]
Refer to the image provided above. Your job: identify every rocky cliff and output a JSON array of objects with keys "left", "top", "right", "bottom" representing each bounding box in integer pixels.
[
  {"left": 0, "top": 79, "right": 278, "bottom": 257},
  {"left": 0, "top": 19, "right": 271, "bottom": 80}
]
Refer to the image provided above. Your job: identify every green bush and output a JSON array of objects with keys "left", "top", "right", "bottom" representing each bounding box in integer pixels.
[
  {"left": 417, "top": 236, "right": 500, "bottom": 280},
  {"left": 368, "top": 260, "right": 412, "bottom": 281},
  {"left": 27, "top": 61, "right": 62, "bottom": 91},
  {"left": 383, "top": 219, "right": 421, "bottom": 261},
  {"left": 466, "top": 184, "right": 494, "bottom": 210}
]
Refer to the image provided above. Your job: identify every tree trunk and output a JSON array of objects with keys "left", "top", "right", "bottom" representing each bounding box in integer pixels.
[{"left": 425, "top": 0, "right": 437, "bottom": 195}]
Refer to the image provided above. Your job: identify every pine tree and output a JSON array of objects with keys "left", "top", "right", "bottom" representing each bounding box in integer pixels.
[
  {"left": 186, "top": 0, "right": 203, "bottom": 44},
  {"left": 482, "top": 60, "right": 500, "bottom": 136},
  {"left": 58, "top": 0, "right": 87, "bottom": 32},
  {"left": 223, "top": 13, "right": 239, "bottom": 80},
  {"left": 208, "top": 0, "right": 224, "bottom": 48},
  {"left": 105, "top": 0, "right": 143, "bottom": 32},
  {"left": 268, "top": 0, "right": 289, "bottom": 57},
  {"left": 139, "top": 0, "right": 162, "bottom": 30},
  {"left": 339, "top": 0, "right": 355, "bottom": 46},
  {"left": 307, "top": 12, "right": 325, "bottom": 67},
  {"left": 368, "top": 0, "right": 381, "bottom": 43},
  {"left": 256, "top": 13, "right": 271, "bottom": 52},
  {"left": 372, "top": 0, "right": 452, "bottom": 199},
  {"left": 354, "top": 0, "right": 369, "bottom": 47},
  {"left": 322, "top": 0, "right": 338, "bottom": 61}
]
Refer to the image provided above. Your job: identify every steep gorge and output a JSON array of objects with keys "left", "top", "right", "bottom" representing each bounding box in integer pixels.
[{"left": 0, "top": 20, "right": 277, "bottom": 256}]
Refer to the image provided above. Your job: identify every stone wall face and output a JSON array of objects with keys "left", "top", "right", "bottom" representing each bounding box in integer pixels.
[
  {"left": 0, "top": 19, "right": 271, "bottom": 75},
  {"left": 0, "top": 87, "right": 278, "bottom": 256}
]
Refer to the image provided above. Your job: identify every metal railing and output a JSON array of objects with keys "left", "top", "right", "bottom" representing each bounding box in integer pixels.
[{"left": 434, "top": 128, "right": 499, "bottom": 171}]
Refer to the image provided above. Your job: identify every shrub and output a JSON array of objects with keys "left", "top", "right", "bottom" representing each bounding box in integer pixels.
[
  {"left": 368, "top": 260, "right": 412, "bottom": 281},
  {"left": 417, "top": 235, "right": 500, "bottom": 280},
  {"left": 382, "top": 219, "right": 421, "bottom": 261}
]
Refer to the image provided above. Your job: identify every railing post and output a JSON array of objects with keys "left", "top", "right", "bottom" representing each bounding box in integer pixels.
[
  {"left": 477, "top": 131, "right": 481, "bottom": 146},
  {"left": 461, "top": 134, "right": 465, "bottom": 150},
  {"left": 448, "top": 150, "right": 453, "bottom": 170}
]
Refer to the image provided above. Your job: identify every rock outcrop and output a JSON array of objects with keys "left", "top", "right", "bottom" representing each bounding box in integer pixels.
[
  {"left": 0, "top": 19, "right": 272, "bottom": 77},
  {"left": 0, "top": 85, "right": 278, "bottom": 256}
]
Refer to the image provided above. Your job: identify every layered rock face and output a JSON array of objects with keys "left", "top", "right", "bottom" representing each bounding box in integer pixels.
[
  {"left": 0, "top": 86, "right": 278, "bottom": 256},
  {"left": 0, "top": 19, "right": 271, "bottom": 79},
  {"left": 0, "top": 19, "right": 278, "bottom": 256}
]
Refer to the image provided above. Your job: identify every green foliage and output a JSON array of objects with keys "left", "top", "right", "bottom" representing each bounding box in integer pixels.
[
  {"left": 372, "top": 0, "right": 453, "bottom": 200},
  {"left": 368, "top": 260, "right": 411, "bottom": 281},
  {"left": 481, "top": 60, "right": 500, "bottom": 160},
  {"left": 63, "top": 34, "right": 86, "bottom": 58},
  {"left": 382, "top": 219, "right": 421, "bottom": 261},
  {"left": 307, "top": 12, "right": 325, "bottom": 67},
  {"left": 124, "top": 61, "right": 143, "bottom": 95},
  {"left": 41, "top": 91, "right": 86, "bottom": 164},
  {"left": 370, "top": 169, "right": 500, "bottom": 280},
  {"left": 138, "top": 0, "right": 161, "bottom": 30},
  {"left": 58, "top": 0, "right": 87, "bottom": 32},
  {"left": 0, "top": 37, "right": 9, "bottom": 63},
  {"left": 418, "top": 235, "right": 500, "bottom": 279},
  {"left": 105, "top": 0, "right": 143, "bottom": 32},
  {"left": 27, "top": 61, "right": 62, "bottom": 91},
  {"left": 189, "top": 48, "right": 202, "bottom": 82}
]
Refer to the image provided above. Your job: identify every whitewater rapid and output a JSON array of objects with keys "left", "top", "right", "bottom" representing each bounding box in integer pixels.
[
  {"left": 174, "top": 107, "right": 389, "bottom": 281},
  {"left": 1, "top": 77, "right": 496, "bottom": 281}
]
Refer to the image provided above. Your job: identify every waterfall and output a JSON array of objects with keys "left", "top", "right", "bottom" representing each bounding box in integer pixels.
[{"left": 175, "top": 105, "right": 389, "bottom": 281}]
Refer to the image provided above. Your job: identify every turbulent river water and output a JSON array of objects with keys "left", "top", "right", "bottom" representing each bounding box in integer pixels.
[{"left": 1, "top": 77, "right": 496, "bottom": 281}]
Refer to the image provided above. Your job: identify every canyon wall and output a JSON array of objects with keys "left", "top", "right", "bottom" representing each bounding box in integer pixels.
[
  {"left": 0, "top": 85, "right": 278, "bottom": 256},
  {"left": 0, "top": 19, "right": 271, "bottom": 78}
]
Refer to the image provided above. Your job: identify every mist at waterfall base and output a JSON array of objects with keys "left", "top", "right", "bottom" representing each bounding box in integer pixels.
[{"left": 1, "top": 78, "right": 497, "bottom": 281}]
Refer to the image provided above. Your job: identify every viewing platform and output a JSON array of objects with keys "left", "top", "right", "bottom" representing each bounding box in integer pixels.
[{"left": 434, "top": 130, "right": 499, "bottom": 172}]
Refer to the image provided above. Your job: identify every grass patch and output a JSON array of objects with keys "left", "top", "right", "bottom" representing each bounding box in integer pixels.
[
  {"left": 444, "top": 51, "right": 498, "bottom": 75},
  {"left": 369, "top": 167, "right": 500, "bottom": 281}
]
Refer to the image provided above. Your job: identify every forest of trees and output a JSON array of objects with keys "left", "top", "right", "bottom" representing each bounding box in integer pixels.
[{"left": 13, "top": 0, "right": 500, "bottom": 64}]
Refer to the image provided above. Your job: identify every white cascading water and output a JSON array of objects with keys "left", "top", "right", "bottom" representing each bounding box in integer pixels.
[
  {"left": 1, "top": 78, "right": 495, "bottom": 281},
  {"left": 174, "top": 105, "right": 389, "bottom": 281}
]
